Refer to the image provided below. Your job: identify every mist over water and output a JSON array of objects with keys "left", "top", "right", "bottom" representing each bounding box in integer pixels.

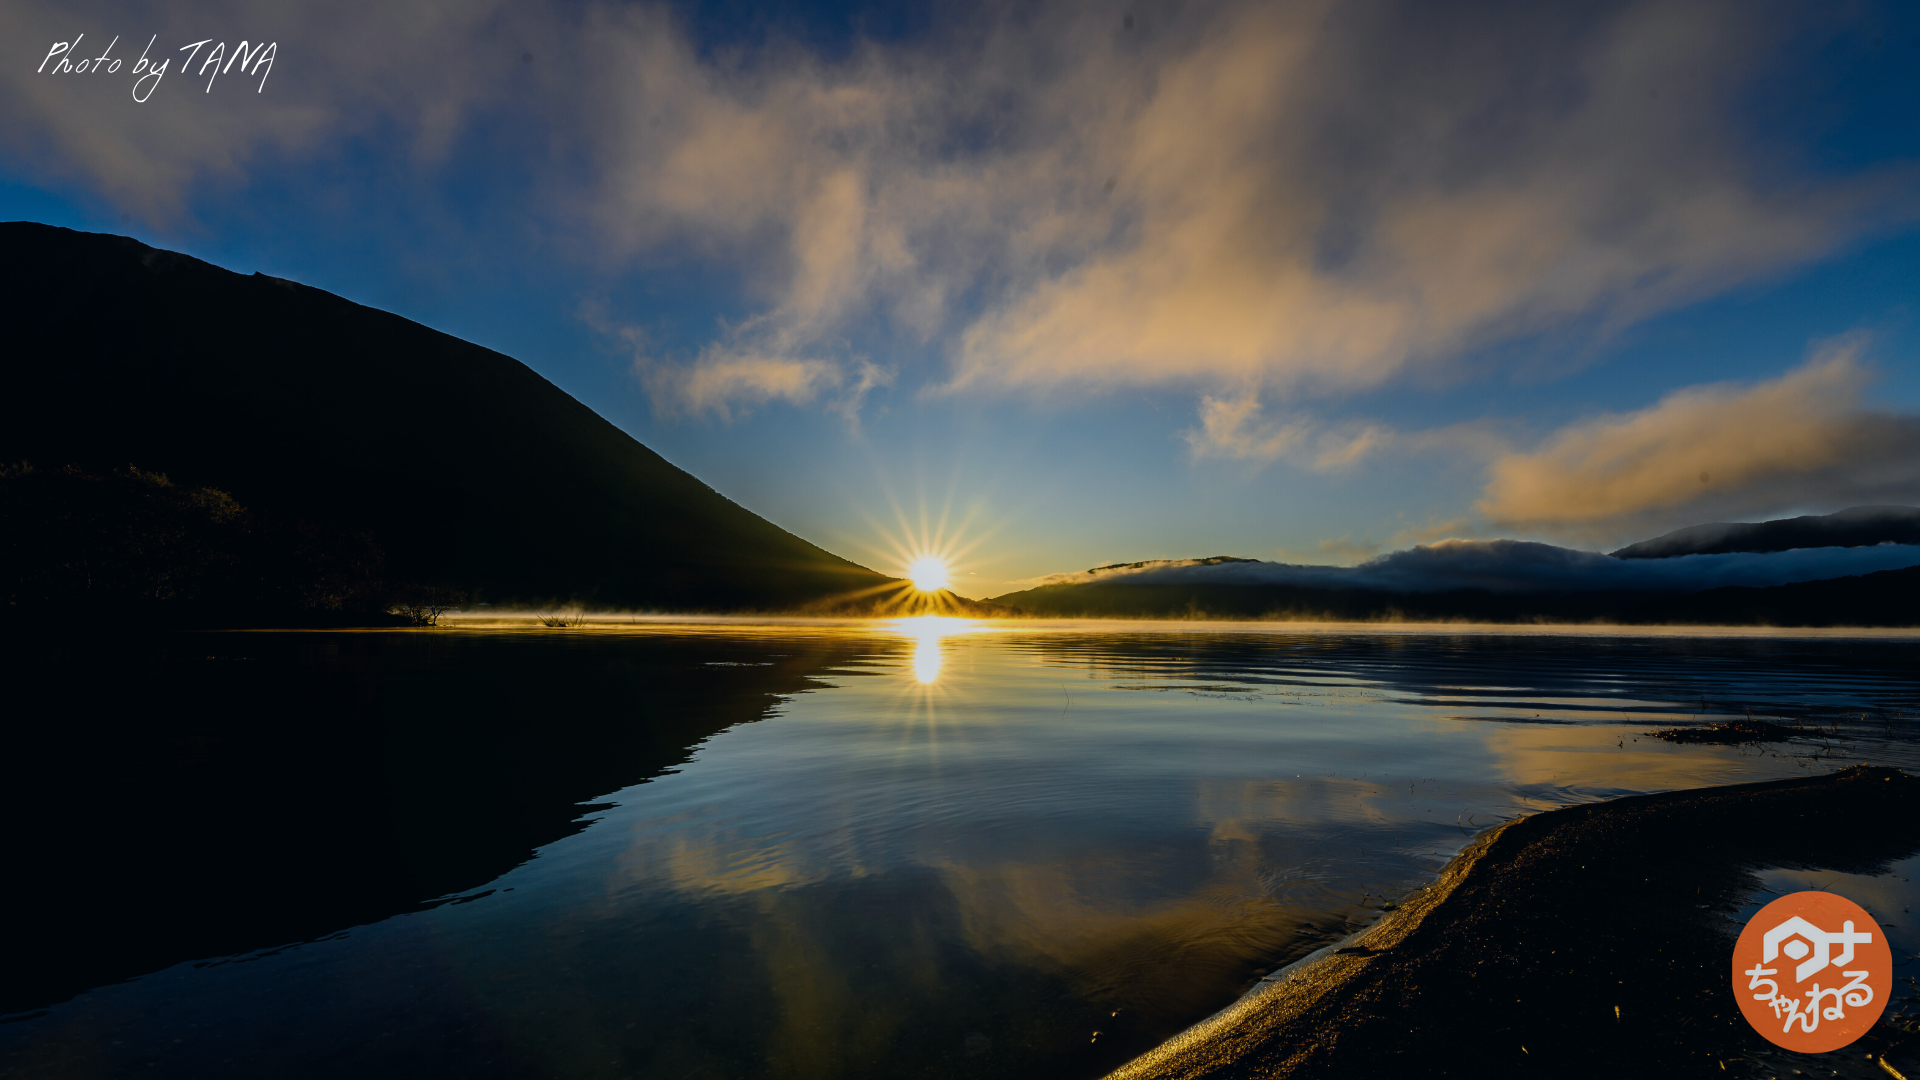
[{"left": 4, "top": 622, "right": 1918, "bottom": 1079}]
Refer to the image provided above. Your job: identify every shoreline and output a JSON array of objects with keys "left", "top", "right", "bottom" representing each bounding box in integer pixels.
[
  {"left": 1102, "top": 766, "right": 1920, "bottom": 1079},
  {"left": 369, "top": 614, "right": 1920, "bottom": 640},
  {"left": 11, "top": 612, "right": 1920, "bottom": 639}
]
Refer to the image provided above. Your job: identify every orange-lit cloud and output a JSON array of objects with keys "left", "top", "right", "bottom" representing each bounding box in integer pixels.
[
  {"left": 1477, "top": 339, "right": 1920, "bottom": 538},
  {"left": 1185, "top": 393, "right": 1509, "bottom": 472},
  {"left": 5, "top": 0, "right": 1910, "bottom": 424},
  {"left": 638, "top": 351, "right": 841, "bottom": 421},
  {"left": 935, "top": 2, "right": 1899, "bottom": 399},
  {"left": 636, "top": 348, "right": 892, "bottom": 424}
]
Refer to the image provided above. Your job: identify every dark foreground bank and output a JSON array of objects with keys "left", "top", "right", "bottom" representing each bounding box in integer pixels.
[{"left": 1105, "top": 766, "right": 1920, "bottom": 1080}]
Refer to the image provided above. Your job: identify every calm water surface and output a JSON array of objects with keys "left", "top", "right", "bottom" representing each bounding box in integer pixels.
[{"left": 5, "top": 620, "right": 1919, "bottom": 1079}]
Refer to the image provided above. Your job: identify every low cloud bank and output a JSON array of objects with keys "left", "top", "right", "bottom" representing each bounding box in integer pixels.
[
  {"left": 1613, "top": 505, "right": 1920, "bottom": 559},
  {"left": 1477, "top": 344, "right": 1920, "bottom": 539},
  {"left": 1024, "top": 541, "right": 1920, "bottom": 595}
]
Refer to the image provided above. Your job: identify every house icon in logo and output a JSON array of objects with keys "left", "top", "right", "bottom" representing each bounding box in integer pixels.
[{"left": 1762, "top": 916, "right": 1874, "bottom": 983}]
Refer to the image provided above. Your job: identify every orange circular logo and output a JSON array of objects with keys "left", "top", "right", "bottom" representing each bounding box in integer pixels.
[{"left": 1731, "top": 891, "right": 1890, "bottom": 1053}]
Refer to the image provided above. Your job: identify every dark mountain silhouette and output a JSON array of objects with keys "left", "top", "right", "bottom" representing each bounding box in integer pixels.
[
  {"left": 0, "top": 222, "right": 914, "bottom": 614},
  {"left": 1610, "top": 505, "right": 1920, "bottom": 558}
]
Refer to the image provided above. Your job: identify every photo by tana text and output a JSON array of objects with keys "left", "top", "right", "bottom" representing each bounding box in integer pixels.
[{"left": 38, "top": 35, "right": 275, "bottom": 103}]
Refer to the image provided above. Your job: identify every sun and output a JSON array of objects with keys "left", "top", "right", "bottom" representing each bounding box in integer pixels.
[
  {"left": 848, "top": 478, "right": 1004, "bottom": 614},
  {"left": 907, "top": 556, "right": 951, "bottom": 593}
]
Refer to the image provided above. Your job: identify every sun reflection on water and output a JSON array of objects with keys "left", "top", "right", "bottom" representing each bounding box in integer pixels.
[
  {"left": 912, "top": 633, "right": 941, "bottom": 684},
  {"left": 890, "top": 616, "right": 976, "bottom": 685}
]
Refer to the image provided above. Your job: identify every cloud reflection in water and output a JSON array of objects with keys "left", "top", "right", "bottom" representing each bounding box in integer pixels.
[{"left": 8, "top": 626, "right": 1919, "bottom": 1080}]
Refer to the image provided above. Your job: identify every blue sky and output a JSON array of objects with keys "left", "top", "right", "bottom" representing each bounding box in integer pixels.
[{"left": 5, "top": 0, "right": 1918, "bottom": 596}]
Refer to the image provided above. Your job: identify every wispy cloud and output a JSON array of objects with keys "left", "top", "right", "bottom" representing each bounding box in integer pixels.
[
  {"left": 638, "top": 350, "right": 844, "bottom": 422},
  {"left": 1477, "top": 338, "right": 1920, "bottom": 539},
  {"left": 939, "top": 0, "right": 1910, "bottom": 399},
  {"left": 1309, "top": 536, "right": 1383, "bottom": 565},
  {"left": 1182, "top": 394, "right": 1312, "bottom": 464},
  {"left": 583, "top": 295, "right": 893, "bottom": 423},
  {"left": 5, "top": 0, "right": 1909, "bottom": 425},
  {"left": 1184, "top": 393, "right": 1508, "bottom": 471},
  {"left": 631, "top": 347, "right": 893, "bottom": 424},
  {"left": 0, "top": 1, "right": 518, "bottom": 221}
]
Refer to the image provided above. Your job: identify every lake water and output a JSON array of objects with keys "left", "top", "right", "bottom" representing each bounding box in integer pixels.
[{"left": 4, "top": 619, "right": 1919, "bottom": 1079}]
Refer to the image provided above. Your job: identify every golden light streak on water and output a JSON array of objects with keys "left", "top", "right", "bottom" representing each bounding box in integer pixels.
[
  {"left": 890, "top": 615, "right": 977, "bottom": 684},
  {"left": 913, "top": 633, "right": 941, "bottom": 683}
]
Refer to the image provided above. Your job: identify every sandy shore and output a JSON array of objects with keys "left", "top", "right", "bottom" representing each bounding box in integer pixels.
[{"left": 1103, "top": 765, "right": 1920, "bottom": 1080}]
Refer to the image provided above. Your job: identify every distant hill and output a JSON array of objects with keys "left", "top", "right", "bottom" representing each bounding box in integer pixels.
[
  {"left": 0, "top": 222, "right": 913, "bottom": 614},
  {"left": 1611, "top": 506, "right": 1920, "bottom": 559},
  {"left": 989, "top": 508, "right": 1920, "bottom": 625},
  {"left": 989, "top": 565, "right": 1920, "bottom": 626}
]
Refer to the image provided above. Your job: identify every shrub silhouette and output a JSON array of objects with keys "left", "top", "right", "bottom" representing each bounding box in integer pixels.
[
  {"left": 1, "top": 462, "right": 400, "bottom": 626},
  {"left": 389, "top": 584, "right": 468, "bottom": 626}
]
